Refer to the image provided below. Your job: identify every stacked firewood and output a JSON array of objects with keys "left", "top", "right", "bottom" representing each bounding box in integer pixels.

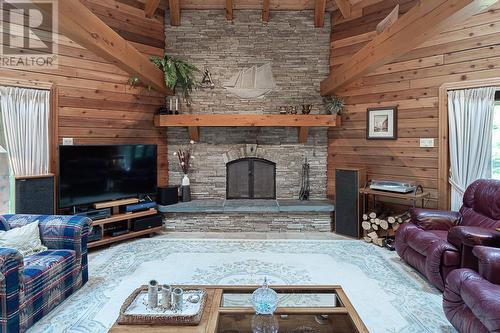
[{"left": 361, "top": 211, "right": 411, "bottom": 247}]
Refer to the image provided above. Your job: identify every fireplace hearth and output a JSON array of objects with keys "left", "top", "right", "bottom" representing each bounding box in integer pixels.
[{"left": 226, "top": 157, "right": 276, "bottom": 199}]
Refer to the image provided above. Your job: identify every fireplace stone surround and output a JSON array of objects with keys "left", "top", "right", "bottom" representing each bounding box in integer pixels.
[{"left": 162, "top": 10, "right": 332, "bottom": 232}]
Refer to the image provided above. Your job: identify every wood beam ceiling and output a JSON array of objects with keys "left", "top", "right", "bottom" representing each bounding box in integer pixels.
[
  {"left": 315, "top": 0, "right": 327, "bottom": 27},
  {"left": 144, "top": 0, "right": 161, "bottom": 18},
  {"left": 320, "top": 0, "right": 498, "bottom": 95},
  {"left": 226, "top": 0, "right": 234, "bottom": 20},
  {"left": 334, "top": 0, "right": 351, "bottom": 18},
  {"left": 169, "top": 0, "right": 181, "bottom": 25},
  {"left": 262, "top": 0, "right": 270, "bottom": 22},
  {"left": 57, "top": 0, "right": 170, "bottom": 94}
]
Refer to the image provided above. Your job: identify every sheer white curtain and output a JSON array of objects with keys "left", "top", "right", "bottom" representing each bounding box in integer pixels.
[
  {"left": 448, "top": 87, "right": 496, "bottom": 210},
  {"left": 0, "top": 86, "right": 50, "bottom": 176}
]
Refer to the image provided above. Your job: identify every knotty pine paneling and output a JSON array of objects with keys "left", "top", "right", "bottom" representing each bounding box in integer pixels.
[
  {"left": 328, "top": 1, "right": 500, "bottom": 209},
  {"left": 0, "top": 0, "right": 168, "bottom": 187}
]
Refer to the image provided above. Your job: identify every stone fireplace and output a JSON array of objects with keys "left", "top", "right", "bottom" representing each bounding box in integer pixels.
[{"left": 160, "top": 10, "right": 333, "bottom": 232}]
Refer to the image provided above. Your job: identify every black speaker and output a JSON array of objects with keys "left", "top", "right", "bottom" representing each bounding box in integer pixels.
[
  {"left": 15, "top": 174, "right": 55, "bottom": 215},
  {"left": 131, "top": 214, "right": 163, "bottom": 231},
  {"left": 157, "top": 186, "right": 179, "bottom": 206},
  {"left": 335, "top": 168, "right": 365, "bottom": 238}
]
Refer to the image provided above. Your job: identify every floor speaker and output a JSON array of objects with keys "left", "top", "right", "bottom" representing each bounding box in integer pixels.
[
  {"left": 15, "top": 174, "right": 55, "bottom": 215},
  {"left": 335, "top": 168, "right": 366, "bottom": 238}
]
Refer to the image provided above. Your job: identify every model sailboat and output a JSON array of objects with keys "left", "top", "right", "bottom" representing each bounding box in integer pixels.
[{"left": 223, "top": 63, "right": 276, "bottom": 99}]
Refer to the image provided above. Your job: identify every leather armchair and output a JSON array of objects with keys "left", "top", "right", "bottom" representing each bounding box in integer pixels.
[
  {"left": 395, "top": 179, "right": 500, "bottom": 291},
  {"left": 443, "top": 246, "right": 500, "bottom": 333}
]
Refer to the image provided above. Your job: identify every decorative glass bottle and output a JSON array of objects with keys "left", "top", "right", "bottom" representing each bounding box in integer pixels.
[{"left": 251, "top": 277, "right": 278, "bottom": 315}]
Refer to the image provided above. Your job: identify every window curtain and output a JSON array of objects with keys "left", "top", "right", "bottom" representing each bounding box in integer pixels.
[
  {"left": 448, "top": 87, "right": 496, "bottom": 211},
  {"left": 0, "top": 86, "right": 50, "bottom": 176}
]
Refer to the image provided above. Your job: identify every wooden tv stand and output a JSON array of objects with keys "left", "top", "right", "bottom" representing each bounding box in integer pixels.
[{"left": 87, "top": 198, "right": 162, "bottom": 249}]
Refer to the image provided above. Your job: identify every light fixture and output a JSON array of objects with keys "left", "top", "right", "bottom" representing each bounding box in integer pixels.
[{"left": 0, "top": 145, "right": 6, "bottom": 154}]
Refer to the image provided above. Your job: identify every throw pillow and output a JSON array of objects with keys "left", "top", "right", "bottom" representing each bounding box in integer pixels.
[
  {"left": 0, "top": 221, "right": 47, "bottom": 256},
  {"left": 0, "top": 216, "right": 9, "bottom": 231}
]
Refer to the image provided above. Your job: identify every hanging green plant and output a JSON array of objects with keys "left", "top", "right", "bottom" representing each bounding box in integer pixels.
[
  {"left": 323, "top": 95, "right": 345, "bottom": 115},
  {"left": 150, "top": 54, "right": 199, "bottom": 102}
]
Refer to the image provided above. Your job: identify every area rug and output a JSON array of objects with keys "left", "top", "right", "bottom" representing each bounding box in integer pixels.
[{"left": 28, "top": 238, "right": 456, "bottom": 333}]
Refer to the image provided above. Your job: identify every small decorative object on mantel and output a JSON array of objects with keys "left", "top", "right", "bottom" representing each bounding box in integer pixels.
[
  {"left": 117, "top": 285, "right": 207, "bottom": 326},
  {"left": 302, "top": 104, "right": 312, "bottom": 115},
  {"left": 173, "top": 140, "right": 196, "bottom": 202},
  {"left": 251, "top": 277, "right": 279, "bottom": 315},
  {"left": 278, "top": 106, "right": 287, "bottom": 114},
  {"left": 167, "top": 96, "right": 180, "bottom": 114},
  {"left": 299, "top": 157, "right": 310, "bottom": 201},
  {"left": 366, "top": 107, "right": 398, "bottom": 140},
  {"left": 323, "top": 95, "right": 345, "bottom": 115},
  {"left": 200, "top": 69, "right": 215, "bottom": 89}
]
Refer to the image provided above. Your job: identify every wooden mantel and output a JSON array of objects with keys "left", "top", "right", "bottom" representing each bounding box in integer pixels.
[{"left": 154, "top": 114, "right": 341, "bottom": 143}]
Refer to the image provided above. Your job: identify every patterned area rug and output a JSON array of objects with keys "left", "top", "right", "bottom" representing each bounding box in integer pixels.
[{"left": 28, "top": 239, "right": 456, "bottom": 333}]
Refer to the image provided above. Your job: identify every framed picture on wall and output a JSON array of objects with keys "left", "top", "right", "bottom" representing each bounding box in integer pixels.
[{"left": 366, "top": 107, "right": 398, "bottom": 140}]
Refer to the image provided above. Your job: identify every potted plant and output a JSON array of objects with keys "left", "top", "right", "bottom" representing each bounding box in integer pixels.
[
  {"left": 150, "top": 54, "right": 199, "bottom": 104},
  {"left": 323, "top": 95, "right": 345, "bottom": 115}
]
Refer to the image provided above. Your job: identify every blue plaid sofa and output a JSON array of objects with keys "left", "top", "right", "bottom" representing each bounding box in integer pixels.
[{"left": 0, "top": 214, "right": 92, "bottom": 333}]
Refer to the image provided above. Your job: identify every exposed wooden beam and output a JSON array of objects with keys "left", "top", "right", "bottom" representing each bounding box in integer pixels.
[
  {"left": 226, "top": 0, "right": 234, "bottom": 21},
  {"left": 169, "top": 0, "right": 181, "bottom": 26},
  {"left": 320, "top": 0, "right": 497, "bottom": 95},
  {"left": 56, "top": 0, "right": 170, "bottom": 93},
  {"left": 144, "top": 0, "right": 161, "bottom": 18},
  {"left": 334, "top": 0, "right": 351, "bottom": 18},
  {"left": 315, "top": 0, "right": 327, "bottom": 27},
  {"left": 262, "top": 0, "right": 270, "bottom": 22}
]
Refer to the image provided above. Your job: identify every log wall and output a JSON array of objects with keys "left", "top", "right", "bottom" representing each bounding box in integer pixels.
[
  {"left": 0, "top": 0, "right": 168, "bottom": 187},
  {"left": 328, "top": 0, "right": 500, "bottom": 208}
]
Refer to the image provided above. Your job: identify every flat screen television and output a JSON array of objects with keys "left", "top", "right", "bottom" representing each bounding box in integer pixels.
[{"left": 59, "top": 144, "right": 157, "bottom": 208}]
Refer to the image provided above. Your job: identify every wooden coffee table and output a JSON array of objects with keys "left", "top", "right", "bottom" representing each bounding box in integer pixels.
[{"left": 110, "top": 285, "right": 368, "bottom": 333}]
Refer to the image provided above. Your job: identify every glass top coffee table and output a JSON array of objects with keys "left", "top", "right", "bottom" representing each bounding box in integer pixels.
[{"left": 110, "top": 285, "right": 368, "bottom": 333}]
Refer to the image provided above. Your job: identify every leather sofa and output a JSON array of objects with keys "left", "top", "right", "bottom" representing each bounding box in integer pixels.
[
  {"left": 395, "top": 179, "right": 500, "bottom": 291},
  {"left": 443, "top": 246, "right": 500, "bottom": 333}
]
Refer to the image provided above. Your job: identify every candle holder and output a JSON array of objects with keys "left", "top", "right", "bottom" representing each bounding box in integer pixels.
[
  {"left": 147, "top": 280, "right": 159, "bottom": 308},
  {"left": 161, "top": 284, "right": 172, "bottom": 309},
  {"left": 172, "top": 287, "right": 184, "bottom": 312}
]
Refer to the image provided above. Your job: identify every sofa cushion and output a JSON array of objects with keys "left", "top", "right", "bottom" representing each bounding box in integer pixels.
[
  {"left": 0, "top": 221, "right": 47, "bottom": 256},
  {"left": 22, "top": 249, "right": 77, "bottom": 301}
]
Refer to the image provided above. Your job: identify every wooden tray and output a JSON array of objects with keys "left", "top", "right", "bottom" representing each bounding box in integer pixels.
[{"left": 117, "top": 286, "right": 207, "bottom": 326}]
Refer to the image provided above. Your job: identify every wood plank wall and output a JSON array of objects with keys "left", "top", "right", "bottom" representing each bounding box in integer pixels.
[
  {"left": 0, "top": 0, "right": 168, "bottom": 187},
  {"left": 328, "top": 0, "right": 500, "bottom": 209}
]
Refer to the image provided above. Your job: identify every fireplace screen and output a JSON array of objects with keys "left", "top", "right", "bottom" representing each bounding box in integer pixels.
[{"left": 226, "top": 158, "right": 276, "bottom": 199}]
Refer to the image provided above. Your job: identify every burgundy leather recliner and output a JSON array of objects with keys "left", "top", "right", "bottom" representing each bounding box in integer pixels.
[
  {"left": 395, "top": 179, "right": 500, "bottom": 291},
  {"left": 443, "top": 246, "right": 500, "bottom": 333}
]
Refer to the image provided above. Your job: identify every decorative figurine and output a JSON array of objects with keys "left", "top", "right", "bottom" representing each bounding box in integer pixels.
[{"left": 302, "top": 104, "right": 312, "bottom": 115}]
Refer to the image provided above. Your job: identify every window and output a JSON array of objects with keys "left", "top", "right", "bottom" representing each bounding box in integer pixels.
[
  {"left": 0, "top": 119, "right": 12, "bottom": 214},
  {"left": 493, "top": 103, "right": 500, "bottom": 180}
]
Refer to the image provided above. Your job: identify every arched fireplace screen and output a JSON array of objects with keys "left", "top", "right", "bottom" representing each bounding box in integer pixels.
[{"left": 226, "top": 158, "right": 276, "bottom": 199}]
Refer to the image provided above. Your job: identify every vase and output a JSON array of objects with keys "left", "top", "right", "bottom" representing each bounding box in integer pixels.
[
  {"left": 251, "top": 277, "right": 279, "bottom": 315},
  {"left": 181, "top": 174, "right": 191, "bottom": 202}
]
